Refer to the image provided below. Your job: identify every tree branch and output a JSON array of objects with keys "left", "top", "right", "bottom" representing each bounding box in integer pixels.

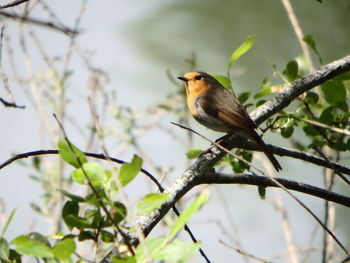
[
  {"left": 233, "top": 139, "right": 350, "bottom": 176},
  {"left": 201, "top": 172, "right": 350, "bottom": 209},
  {"left": 128, "top": 55, "right": 350, "bottom": 245}
]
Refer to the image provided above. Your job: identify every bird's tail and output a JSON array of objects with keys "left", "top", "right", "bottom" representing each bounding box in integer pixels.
[{"left": 248, "top": 130, "right": 282, "bottom": 172}]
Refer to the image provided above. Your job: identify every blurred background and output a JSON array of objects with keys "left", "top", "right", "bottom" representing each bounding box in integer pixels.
[{"left": 0, "top": 0, "right": 350, "bottom": 262}]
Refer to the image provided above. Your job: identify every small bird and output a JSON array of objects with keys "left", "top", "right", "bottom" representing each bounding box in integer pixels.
[{"left": 178, "top": 71, "right": 282, "bottom": 172}]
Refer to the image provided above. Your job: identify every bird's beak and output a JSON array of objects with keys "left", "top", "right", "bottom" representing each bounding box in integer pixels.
[{"left": 177, "top": 76, "right": 189, "bottom": 82}]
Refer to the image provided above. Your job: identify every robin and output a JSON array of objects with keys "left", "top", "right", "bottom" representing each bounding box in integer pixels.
[{"left": 178, "top": 71, "right": 282, "bottom": 172}]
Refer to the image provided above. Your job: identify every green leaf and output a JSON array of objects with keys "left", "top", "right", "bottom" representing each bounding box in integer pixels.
[
  {"left": 111, "top": 201, "right": 127, "bottom": 225},
  {"left": 135, "top": 237, "right": 165, "bottom": 262},
  {"left": 303, "top": 35, "right": 323, "bottom": 65},
  {"left": 137, "top": 193, "right": 169, "bottom": 215},
  {"left": 167, "top": 190, "right": 209, "bottom": 240},
  {"left": 319, "top": 107, "right": 334, "bottom": 124},
  {"left": 330, "top": 140, "right": 347, "bottom": 151},
  {"left": 302, "top": 123, "right": 320, "bottom": 137},
  {"left": 12, "top": 234, "right": 53, "bottom": 258},
  {"left": 119, "top": 155, "right": 143, "bottom": 187},
  {"left": 53, "top": 238, "right": 75, "bottom": 260},
  {"left": 32, "top": 156, "right": 41, "bottom": 171},
  {"left": 211, "top": 74, "right": 233, "bottom": 91},
  {"left": 258, "top": 186, "right": 266, "bottom": 199},
  {"left": 238, "top": 92, "right": 251, "bottom": 104},
  {"left": 73, "top": 162, "right": 107, "bottom": 187},
  {"left": 153, "top": 239, "right": 201, "bottom": 262},
  {"left": 101, "top": 230, "right": 115, "bottom": 243},
  {"left": 304, "top": 91, "right": 319, "bottom": 104},
  {"left": 111, "top": 255, "right": 136, "bottom": 263},
  {"left": 281, "top": 126, "right": 294, "bottom": 138},
  {"left": 85, "top": 209, "right": 102, "bottom": 228},
  {"left": 8, "top": 249, "right": 21, "bottom": 263},
  {"left": 62, "top": 201, "right": 79, "bottom": 230},
  {"left": 57, "top": 189, "right": 85, "bottom": 202},
  {"left": 254, "top": 85, "right": 272, "bottom": 99},
  {"left": 1, "top": 208, "right": 17, "bottom": 237},
  {"left": 227, "top": 150, "right": 252, "bottom": 173},
  {"left": 321, "top": 80, "right": 346, "bottom": 106},
  {"left": 78, "top": 231, "right": 95, "bottom": 241},
  {"left": 346, "top": 137, "right": 350, "bottom": 150},
  {"left": 0, "top": 238, "right": 9, "bottom": 260},
  {"left": 72, "top": 168, "right": 86, "bottom": 184},
  {"left": 58, "top": 139, "right": 87, "bottom": 168},
  {"left": 228, "top": 35, "right": 256, "bottom": 69},
  {"left": 283, "top": 60, "right": 299, "bottom": 82},
  {"left": 65, "top": 215, "right": 91, "bottom": 229},
  {"left": 185, "top": 148, "right": 203, "bottom": 159}
]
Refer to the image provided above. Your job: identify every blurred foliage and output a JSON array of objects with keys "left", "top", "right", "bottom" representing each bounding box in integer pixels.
[{"left": 128, "top": 0, "right": 350, "bottom": 93}]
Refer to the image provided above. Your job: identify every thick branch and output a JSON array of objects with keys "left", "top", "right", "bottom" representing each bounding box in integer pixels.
[
  {"left": 233, "top": 139, "right": 350, "bottom": 176},
  {"left": 202, "top": 172, "right": 350, "bottom": 208}
]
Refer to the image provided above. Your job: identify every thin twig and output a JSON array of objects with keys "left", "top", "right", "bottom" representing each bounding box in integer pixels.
[
  {"left": 0, "top": 10, "right": 79, "bottom": 35},
  {"left": 281, "top": 0, "right": 314, "bottom": 71},
  {"left": 219, "top": 240, "right": 271, "bottom": 263},
  {"left": 0, "top": 0, "right": 29, "bottom": 9},
  {"left": 313, "top": 147, "right": 350, "bottom": 186}
]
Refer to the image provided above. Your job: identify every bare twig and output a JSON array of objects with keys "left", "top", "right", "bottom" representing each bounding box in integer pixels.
[
  {"left": 233, "top": 139, "right": 350, "bottom": 177},
  {"left": 281, "top": 0, "right": 314, "bottom": 71},
  {"left": 0, "top": 0, "right": 29, "bottom": 9},
  {"left": 219, "top": 240, "right": 270, "bottom": 263},
  {"left": 0, "top": 26, "right": 25, "bottom": 109},
  {"left": 0, "top": 10, "right": 79, "bottom": 35}
]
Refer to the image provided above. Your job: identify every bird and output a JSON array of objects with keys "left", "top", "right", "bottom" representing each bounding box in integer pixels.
[{"left": 178, "top": 71, "right": 282, "bottom": 172}]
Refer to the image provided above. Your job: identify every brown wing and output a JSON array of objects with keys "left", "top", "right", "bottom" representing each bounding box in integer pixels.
[
  {"left": 204, "top": 85, "right": 257, "bottom": 132},
  {"left": 201, "top": 84, "right": 282, "bottom": 171}
]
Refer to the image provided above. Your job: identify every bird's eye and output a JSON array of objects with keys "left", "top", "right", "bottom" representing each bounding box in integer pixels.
[{"left": 195, "top": 75, "right": 202, "bottom": 80}]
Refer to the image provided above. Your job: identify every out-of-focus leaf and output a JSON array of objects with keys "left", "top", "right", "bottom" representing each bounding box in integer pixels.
[
  {"left": 62, "top": 201, "right": 79, "bottom": 230},
  {"left": 167, "top": 189, "right": 209, "bottom": 240},
  {"left": 255, "top": 86, "right": 272, "bottom": 99},
  {"left": 137, "top": 193, "right": 169, "bottom": 215},
  {"left": 283, "top": 60, "right": 299, "bottom": 82},
  {"left": 238, "top": 92, "right": 251, "bottom": 104},
  {"left": 111, "top": 202, "right": 127, "bottom": 225},
  {"left": 303, "top": 35, "right": 323, "bottom": 65},
  {"left": 304, "top": 91, "right": 319, "bottom": 104},
  {"left": 228, "top": 35, "right": 256, "bottom": 69},
  {"left": 111, "top": 255, "right": 136, "bottom": 263},
  {"left": 53, "top": 238, "right": 75, "bottom": 260},
  {"left": 186, "top": 148, "right": 203, "bottom": 159},
  {"left": 101, "top": 230, "right": 115, "bottom": 243},
  {"left": 119, "top": 155, "right": 143, "bottom": 187},
  {"left": 153, "top": 239, "right": 201, "bottom": 262},
  {"left": 211, "top": 74, "right": 232, "bottom": 91},
  {"left": 321, "top": 80, "right": 346, "bottom": 106},
  {"left": 258, "top": 186, "right": 266, "bottom": 199},
  {"left": 57, "top": 189, "right": 85, "bottom": 202},
  {"left": 0, "top": 238, "right": 9, "bottom": 260},
  {"left": 58, "top": 139, "right": 87, "bottom": 168},
  {"left": 12, "top": 234, "right": 53, "bottom": 258},
  {"left": 319, "top": 107, "right": 334, "bottom": 124},
  {"left": 1, "top": 208, "right": 17, "bottom": 237},
  {"left": 73, "top": 162, "right": 107, "bottom": 187}
]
